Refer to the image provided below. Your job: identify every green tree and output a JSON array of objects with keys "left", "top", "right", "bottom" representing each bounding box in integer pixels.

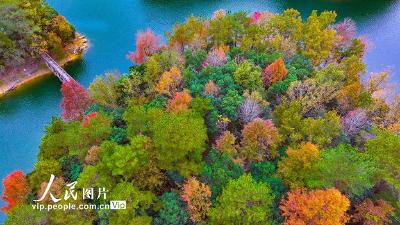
[
  {"left": 365, "top": 129, "right": 400, "bottom": 190},
  {"left": 89, "top": 72, "right": 119, "bottom": 108},
  {"left": 49, "top": 198, "right": 95, "bottom": 225},
  {"left": 272, "top": 101, "right": 304, "bottom": 145},
  {"left": 100, "top": 136, "right": 150, "bottom": 179},
  {"left": 219, "top": 89, "right": 243, "bottom": 119},
  {"left": 306, "top": 144, "right": 377, "bottom": 197},
  {"left": 4, "top": 204, "right": 50, "bottom": 225},
  {"left": 233, "top": 60, "right": 263, "bottom": 91},
  {"left": 28, "top": 160, "right": 62, "bottom": 192},
  {"left": 208, "top": 174, "right": 275, "bottom": 225},
  {"left": 207, "top": 12, "right": 249, "bottom": 46},
  {"left": 301, "top": 10, "right": 337, "bottom": 65},
  {"left": 116, "top": 72, "right": 144, "bottom": 106},
  {"left": 273, "top": 101, "right": 341, "bottom": 147},
  {"left": 251, "top": 162, "right": 287, "bottom": 199},
  {"left": 123, "top": 104, "right": 149, "bottom": 137},
  {"left": 76, "top": 165, "right": 115, "bottom": 191},
  {"left": 73, "top": 112, "right": 112, "bottom": 160},
  {"left": 303, "top": 110, "right": 341, "bottom": 147},
  {"left": 150, "top": 111, "right": 207, "bottom": 177},
  {"left": 108, "top": 182, "right": 155, "bottom": 225},
  {"left": 153, "top": 192, "right": 189, "bottom": 225},
  {"left": 38, "top": 117, "right": 80, "bottom": 161},
  {"left": 201, "top": 149, "right": 244, "bottom": 200}
]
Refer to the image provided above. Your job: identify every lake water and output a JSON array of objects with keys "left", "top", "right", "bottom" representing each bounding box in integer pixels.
[{"left": 0, "top": 0, "right": 399, "bottom": 220}]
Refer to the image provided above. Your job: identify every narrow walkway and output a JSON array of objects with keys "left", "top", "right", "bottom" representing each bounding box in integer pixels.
[{"left": 41, "top": 53, "right": 74, "bottom": 83}]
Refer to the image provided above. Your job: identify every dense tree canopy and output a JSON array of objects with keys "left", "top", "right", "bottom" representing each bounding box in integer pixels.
[
  {"left": 3, "top": 8, "right": 400, "bottom": 225},
  {"left": 0, "top": 0, "right": 76, "bottom": 72}
]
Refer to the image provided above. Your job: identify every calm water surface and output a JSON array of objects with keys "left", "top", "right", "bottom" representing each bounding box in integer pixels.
[{"left": 1, "top": 0, "right": 399, "bottom": 219}]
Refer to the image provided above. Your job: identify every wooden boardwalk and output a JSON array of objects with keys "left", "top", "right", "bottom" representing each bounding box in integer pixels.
[{"left": 41, "top": 53, "right": 74, "bottom": 83}]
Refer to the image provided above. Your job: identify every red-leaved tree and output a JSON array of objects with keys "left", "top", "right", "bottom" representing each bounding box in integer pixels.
[
  {"left": 251, "top": 11, "right": 262, "bottom": 24},
  {"left": 263, "top": 57, "right": 288, "bottom": 87},
  {"left": 250, "top": 11, "right": 272, "bottom": 24},
  {"left": 1, "top": 170, "right": 30, "bottom": 212},
  {"left": 128, "top": 29, "right": 161, "bottom": 65},
  {"left": 60, "top": 80, "right": 92, "bottom": 121},
  {"left": 82, "top": 112, "right": 98, "bottom": 127}
]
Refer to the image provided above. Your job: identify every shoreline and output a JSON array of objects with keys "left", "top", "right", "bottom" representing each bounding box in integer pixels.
[{"left": 0, "top": 33, "right": 89, "bottom": 98}]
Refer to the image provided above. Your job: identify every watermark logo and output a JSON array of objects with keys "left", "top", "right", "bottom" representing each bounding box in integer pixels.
[
  {"left": 32, "top": 174, "right": 125, "bottom": 211},
  {"left": 110, "top": 201, "right": 126, "bottom": 209}
]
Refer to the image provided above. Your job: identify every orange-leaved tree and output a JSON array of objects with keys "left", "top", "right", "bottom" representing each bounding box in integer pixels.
[
  {"left": 280, "top": 188, "right": 350, "bottom": 225},
  {"left": 155, "top": 66, "right": 182, "bottom": 96},
  {"left": 263, "top": 57, "right": 288, "bottom": 87},
  {"left": 166, "top": 90, "right": 192, "bottom": 113},
  {"left": 240, "top": 118, "right": 281, "bottom": 161},
  {"left": 203, "top": 80, "right": 220, "bottom": 97},
  {"left": 181, "top": 177, "right": 212, "bottom": 223}
]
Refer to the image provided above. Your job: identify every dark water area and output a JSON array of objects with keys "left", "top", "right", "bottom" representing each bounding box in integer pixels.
[{"left": 0, "top": 0, "right": 399, "bottom": 220}]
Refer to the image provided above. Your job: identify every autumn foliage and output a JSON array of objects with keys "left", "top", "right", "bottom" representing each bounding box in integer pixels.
[
  {"left": 215, "top": 131, "right": 237, "bottom": 156},
  {"left": 181, "top": 177, "right": 212, "bottom": 223},
  {"left": 166, "top": 90, "right": 192, "bottom": 113},
  {"left": 277, "top": 142, "right": 321, "bottom": 189},
  {"left": 280, "top": 188, "right": 350, "bottom": 225},
  {"left": 128, "top": 29, "right": 161, "bottom": 64},
  {"left": 82, "top": 112, "right": 98, "bottom": 127},
  {"left": 263, "top": 57, "right": 288, "bottom": 87},
  {"left": 1, "top": 170, "right": 30, "bottom": 212},
  {"left": 203, "top": 80, "right": 220, "bottom": 97},
  {"left": 5, "top": 9, "right": 400, "bottom": 225},
  {"left": 341, "top": 108, "right": 369, "bottom": 139},
  {"left": 351, "top": 199, "right": 394, "bottom": 225},
  {"left": 37, "top": 177, "right": 65, "bottom": 204},
  {"left": 60, "top": 80, "right": 91, "bottom": 121},
  {"left": 250, "top": 11, "right": 271, "bottom": 24},
  {"left": 335, "top": 18, "right": 356, "bottom": 46},
  {"left": 250, "top": 11, "right": 263, "bottom": 24},
  {"left": 240, "top": 118, "right": 281, "bottom": 161},
  {"left": 84, "top": 145, "right": 101, "bottom": 165},
  {"left": 202, "top": 47, "right": 227, "bottom": 68},
  {"left": 155, "top": 66, "right": 182, "bottom": 96}
]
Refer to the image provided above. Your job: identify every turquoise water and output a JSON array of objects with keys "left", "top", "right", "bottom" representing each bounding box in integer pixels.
[{"left": 0, "top": 0, "right": 399, "bottom": 220}]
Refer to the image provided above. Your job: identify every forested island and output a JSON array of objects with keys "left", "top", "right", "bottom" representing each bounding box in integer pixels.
[
  {"left": 1, "top": 9, "right": 400, "bottom": 225},
  {"left": 0, "top": 0, "right": 87, "bottom": 96}
]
